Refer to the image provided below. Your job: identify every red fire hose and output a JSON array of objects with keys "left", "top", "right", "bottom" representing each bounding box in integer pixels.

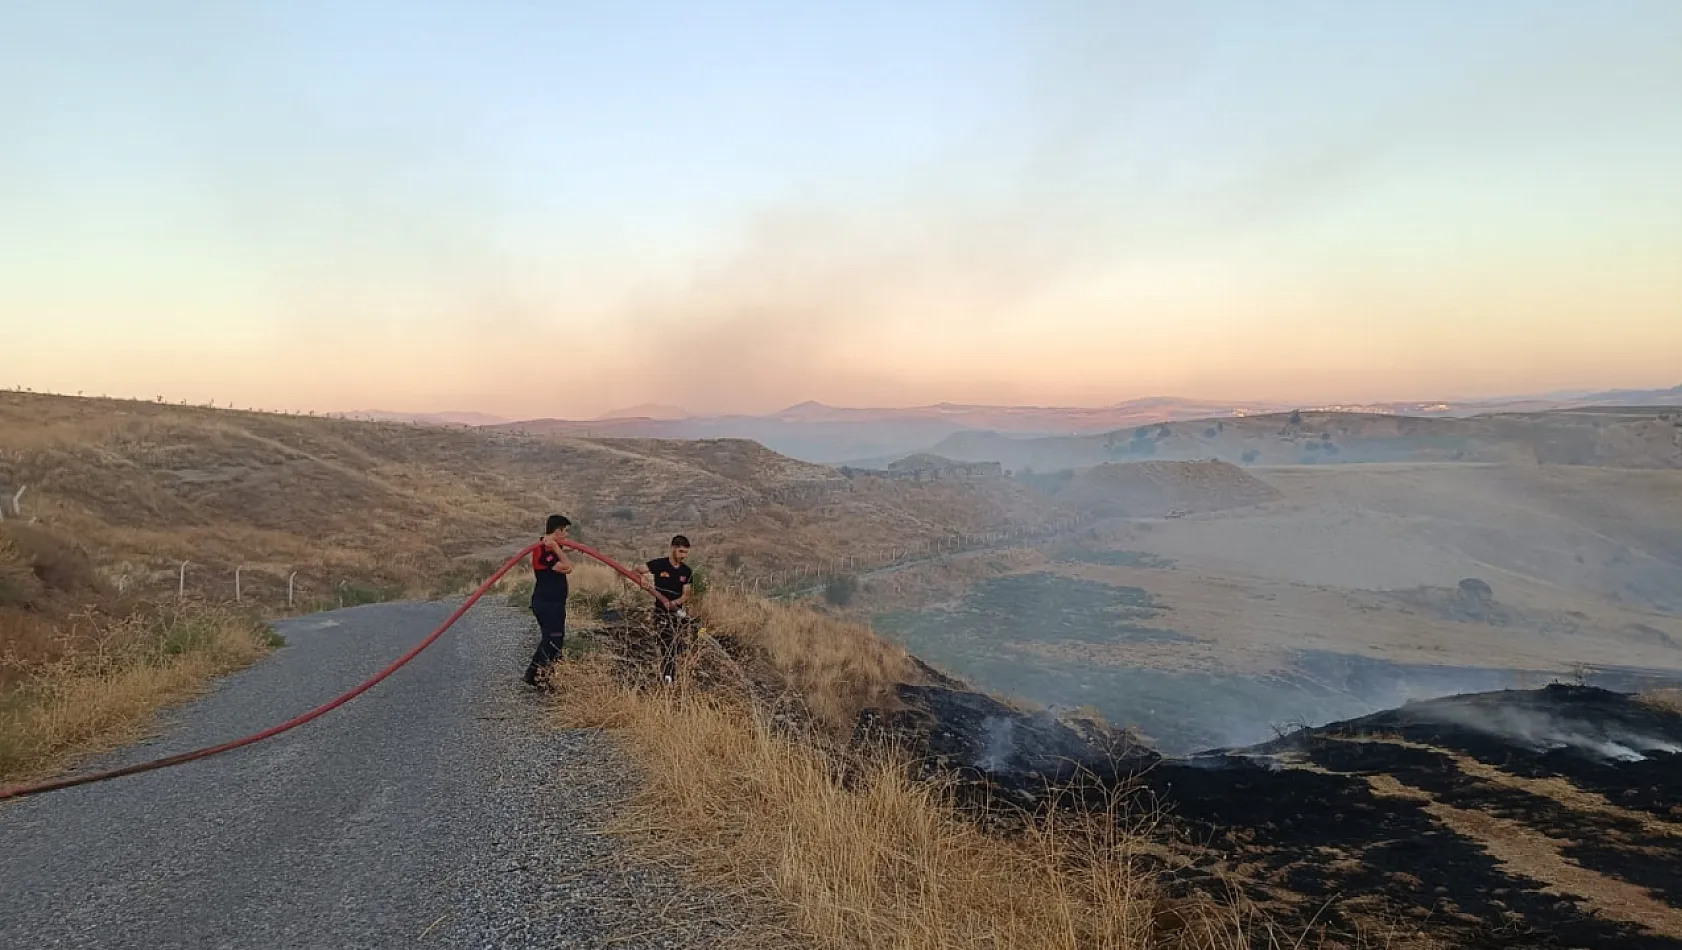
[{"left": 0, "top": 538, "right": 673, "bottom": 803}]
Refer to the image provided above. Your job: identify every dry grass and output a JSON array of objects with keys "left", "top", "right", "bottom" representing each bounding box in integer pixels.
[
  {"left": 550, "top": 659, "right": 1262, "bottom": 950},
  {"left": 697, "top": 588, "right": 921, "bottom": 730},
  {"left": 1640, "top": 689, "right": 1682, "bottom": 715},
  {"left": 0, "top": 604, "right": 278, "bottom": 783},
  {"left": 1, "top": 519, "right": 281, "bottom": 783}
]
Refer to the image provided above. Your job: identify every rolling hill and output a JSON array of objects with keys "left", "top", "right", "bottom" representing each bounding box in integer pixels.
[
  {"left": 894, "top": 407, "right": 1682, "bottom": 473},
  {"left": 0, "top": 393, "right": 1071, "bottom": 608}
]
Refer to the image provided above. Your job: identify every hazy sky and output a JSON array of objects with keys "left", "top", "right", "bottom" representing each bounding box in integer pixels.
[{"left": 5, "top": 2, "right": 1680, "bottom": 417}]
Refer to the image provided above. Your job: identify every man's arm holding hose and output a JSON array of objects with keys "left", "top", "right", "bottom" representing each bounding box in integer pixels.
[{"left": 543, "top": 535, "right": 574, "bottom": 573}]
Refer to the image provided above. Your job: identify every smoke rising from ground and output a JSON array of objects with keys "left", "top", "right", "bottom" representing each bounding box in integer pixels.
[{"left": 1416, "top": 703, "right": 1682, "bottom": 764}]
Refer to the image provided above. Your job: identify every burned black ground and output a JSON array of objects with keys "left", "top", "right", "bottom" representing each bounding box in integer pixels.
[{"left": 883, "top": 681, "right": 1682, "bottom": 949}]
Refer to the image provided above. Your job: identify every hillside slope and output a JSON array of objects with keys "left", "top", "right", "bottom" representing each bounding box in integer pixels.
[
  {"left": 0, "top": 393, "right": 1069, "bottom": 606},
  {"left": 1059, "top": 460, "right": 1282, "bottom": 517},
  {"left": 916, "top": 408, "right": 1682, "bottom": 473}
]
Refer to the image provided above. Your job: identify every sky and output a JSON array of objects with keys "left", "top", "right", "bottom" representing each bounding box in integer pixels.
[{"left": 4, "top": 1, "right": 1680, "bottom": 418}]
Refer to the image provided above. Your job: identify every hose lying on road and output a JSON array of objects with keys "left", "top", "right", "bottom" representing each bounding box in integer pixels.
[{"left": 0, "top": 538, "right": 694, "bottom": 803}]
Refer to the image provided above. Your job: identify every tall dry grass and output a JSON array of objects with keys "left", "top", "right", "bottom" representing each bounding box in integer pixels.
[
  {"left": 697, "top": 589, "right": 919, "bottom": 730},
  {"left": 550, "top": 659, "right": 1260, "bottom": 950},
  {"left": 1, "top": 520, "right": 282, "bottom": 783},
  {"left": 0, "top": 604, "right": 278, "bottom": 783}
]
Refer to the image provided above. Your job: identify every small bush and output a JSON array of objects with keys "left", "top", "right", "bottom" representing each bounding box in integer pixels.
[
  {"left": 0, "top": 537, "right": 44, "bottom": 608},
  {"left": 0, "top": 523, "right": 104, "bottom": 599},
  {"left": 824, "top": 574, "right": 859, "bottom": 607},
  {"left": 610, "top": 507, "right": 636, "bottom": 522},
  {"left": 1457, "top": 577, "right": 1494, "bottom": 604},
  {"left": 1240, "top": 449, "right": 1261, "bottom": 464},
  {"left": 337, "top": 582, "right": 402, "bottom": 607}
]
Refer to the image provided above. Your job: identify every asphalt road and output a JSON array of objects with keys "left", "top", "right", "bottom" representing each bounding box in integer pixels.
[{"left": 0, "top": 601, "right": 744, "bottom": 949}]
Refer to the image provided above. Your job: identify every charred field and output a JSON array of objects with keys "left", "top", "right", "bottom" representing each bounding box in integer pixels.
[{"left": 875, "top": 678, "right": 1682, "bottom": 949}]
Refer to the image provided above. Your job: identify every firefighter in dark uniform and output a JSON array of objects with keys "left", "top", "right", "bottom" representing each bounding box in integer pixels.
[
  {"left": 524, "top": 514, "right": 574, "bottom": 687},
  {"left": 639, "top": 534, "right": 694, "bottom": 683}
]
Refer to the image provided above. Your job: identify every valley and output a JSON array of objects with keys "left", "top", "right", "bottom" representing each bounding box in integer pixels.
[{"left": 862, "top": 458, "right": 1682, "bottom": 753}]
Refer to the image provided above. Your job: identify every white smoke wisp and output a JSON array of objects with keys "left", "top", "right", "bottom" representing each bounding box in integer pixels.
[
  {"left": 977, "top": 716, "right": 1018, "bottom": 772},
  {"left": 1417, "top": 704, "right": 1680, "bottom": 763}
]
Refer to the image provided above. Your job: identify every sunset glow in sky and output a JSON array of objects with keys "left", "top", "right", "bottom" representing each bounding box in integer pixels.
[{"left": 5, "top": 2, "right": 1680, "bottom": 417}]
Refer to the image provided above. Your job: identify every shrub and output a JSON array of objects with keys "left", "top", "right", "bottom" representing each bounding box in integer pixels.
[
  {"left": 824, "top": 574, "right": 859, "bottom": 607},
  {"left": 0, "top": 523, "right": 104, "bottom": 599},
  {"left": 337, "top": 582, "right": 401, "bottom": 607},
  {"left": 0, "top": 536, "right": 43, "bottom": 609},
  {"left": 1457, "top": 577, "right": 1494, "bottom": 604}
]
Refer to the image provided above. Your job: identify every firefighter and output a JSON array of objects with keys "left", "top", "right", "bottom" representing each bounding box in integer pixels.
[
  {"left": 523, "top": 514, "right": 574, "bottom": 687},
  {"left": 638, "top": 534, "right": 694, "bottom": 683}
]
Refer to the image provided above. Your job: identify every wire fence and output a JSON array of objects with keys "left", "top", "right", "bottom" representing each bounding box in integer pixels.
[
  {"left": 117, "top": 512, "right": 1098, "bottom": 614},
  {"left": 0, "top": 483, "right": 27, "bottom": 521},
  {"left": 6, "top": 464, "right": 1094, "bottom": 611}
]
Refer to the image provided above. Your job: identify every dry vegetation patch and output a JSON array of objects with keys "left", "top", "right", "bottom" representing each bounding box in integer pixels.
[
  {"left": 0, "top": 521, "right": 280, "bottom": 783},
  {"left": 0, "top": 605, "right": 276, "bottom": 783},
  {"left": 548, "top": 657, "right": 1263, "bottom": 950},
  {"left": 698, "top": 589, "right": 919, "bottom": 730},
  {"left": 1640, "top": 689, "right": 1682, "bottom": 716}
]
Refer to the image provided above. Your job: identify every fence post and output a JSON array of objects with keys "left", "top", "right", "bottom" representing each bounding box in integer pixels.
[
  {"left": 178, "top": 560, "right": 189, "bottom": 600},
  {"left": 288, "top": 571, "right": 297, "bottom": 607},
  {"left": 235, "top": 566, "right": 243, "bottom": 603}
]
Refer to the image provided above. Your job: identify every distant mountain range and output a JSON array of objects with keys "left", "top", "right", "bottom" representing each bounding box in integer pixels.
[
  {"left": 340, "top": 385, "right": 1682, "bottom": 464},
  {"left": 335, "top": 409, "right": 512, "bottom": 426}
]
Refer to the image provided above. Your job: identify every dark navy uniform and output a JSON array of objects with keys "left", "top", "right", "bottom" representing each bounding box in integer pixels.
[
  {"left": 525, "top": 542, "right": 569, "bottom": 684},
  {"left": 646, "top": 556, "right": 693, "bottom": 681}
]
